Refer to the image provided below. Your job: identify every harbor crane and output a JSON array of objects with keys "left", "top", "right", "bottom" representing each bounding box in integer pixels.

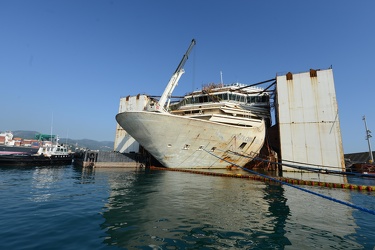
[{"left": 363, "top": 115, "right": 374, "bottom": 163}]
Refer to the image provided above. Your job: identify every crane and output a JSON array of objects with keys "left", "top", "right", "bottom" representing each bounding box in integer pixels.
[{"left": 158, "top": 39, "right": 196, "bottom": 112}]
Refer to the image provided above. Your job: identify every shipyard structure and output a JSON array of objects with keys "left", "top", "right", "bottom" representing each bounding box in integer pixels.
[
  {"left": 270, "top": 68, "right": 344, "bottom": 172},
  {"left": 114, "top": 68, "right": 345, "bottom": 172}
]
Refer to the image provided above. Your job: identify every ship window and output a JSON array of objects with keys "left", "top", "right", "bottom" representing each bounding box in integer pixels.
[
  {"left": 198, "top": 96, "right": 209, "bottom": 103},
  {"left": 262, "top": 95, "right": 269, "bottom": 102},
  {"left": 183, "top": 144, "right": 190, "bottom": 150},
  {"left": 247, "top": 96, "right": 255, "bottom": 103},
  {"left": 239, "top": 142, "right": 247, "bottom": 149},
  {"left": 217, "top": 93, "right": 225, "bottom": 101}
]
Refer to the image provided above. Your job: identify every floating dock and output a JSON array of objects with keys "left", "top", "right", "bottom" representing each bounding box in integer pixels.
[{"left": 74, "top": 151, "right": 148, "bottom": 168}]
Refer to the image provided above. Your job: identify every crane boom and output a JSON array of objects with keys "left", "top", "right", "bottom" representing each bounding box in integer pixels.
[
  {"left": 158, "top": 39, "right": 196, "bottom": 111},
  {"left": 173, "top": 39, "right": 196, "bottom": 75}
]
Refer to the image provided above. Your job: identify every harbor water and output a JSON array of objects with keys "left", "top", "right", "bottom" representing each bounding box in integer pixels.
[{"left": 0, "top": 165, "right": 374, "bottom": 249}]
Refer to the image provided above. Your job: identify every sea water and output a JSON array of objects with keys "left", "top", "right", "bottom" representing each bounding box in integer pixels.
[{"left": 0, "top": 165, "right": 374, "bottom": 249}]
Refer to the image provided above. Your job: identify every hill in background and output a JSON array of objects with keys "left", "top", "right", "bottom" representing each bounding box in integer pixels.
[{"left": 11, "top": 130, "right": 114, "bottom": 151}]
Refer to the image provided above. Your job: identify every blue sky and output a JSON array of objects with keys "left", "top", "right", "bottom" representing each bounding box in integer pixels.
[{"left": 0, "top": 1, "right": 374, "bottom": 153}]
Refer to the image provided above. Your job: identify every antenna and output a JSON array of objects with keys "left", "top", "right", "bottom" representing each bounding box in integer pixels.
[
  {"left": 51, "top": 112, "right": 53, "bottom": 143},
  {"left": 65, "top": 129, "right": 69, "bottom": 145},
  {"left": 362, "top": 115, "right": 374, "bottom": 163},
  {"left": 220, "top": 71, "right": 223, "bottom": 86}
]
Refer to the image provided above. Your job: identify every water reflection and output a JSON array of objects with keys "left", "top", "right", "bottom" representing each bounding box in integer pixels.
[
  {"left": 30, "top": 166, "right": 67, "bottom": 202},
  {"left": 273, "top": 170, "right": 371, "bottom": 248},
  {"left": 74, "top": 166, "right": 97, "bottom": 184},
  {"left": 283, "top": 185, "right": 363, "bottom": 249},
  {"left": 1, "top": 165, "right": 373, "bottom": 249},
  {"left": 348, "top": 187, "right": 375, "bottom": 249},
  {"left": 263, "top": 184, "right": 292, "bottom": 248},
  {"left": 100, "top": 169, "right": 294, "bottom": 249}
]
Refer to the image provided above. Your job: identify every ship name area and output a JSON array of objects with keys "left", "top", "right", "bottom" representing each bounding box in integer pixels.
[{"left": 234, "top": 134, "right": 253, "bottom": 142}]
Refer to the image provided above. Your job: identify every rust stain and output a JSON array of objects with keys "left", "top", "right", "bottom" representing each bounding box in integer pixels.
[{"left": 310, "top": 69, "right": 317, "bottom": 78}]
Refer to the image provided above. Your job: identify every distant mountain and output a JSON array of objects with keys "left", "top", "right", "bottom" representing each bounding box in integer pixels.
[
  {"left": 11, "top": 130, "right": 114, "bottom": 151},
  {"left": 12, "top": 130, "right": 40, "bottom": 139},
  {"left": 61, "top": 138, "right": 114, "bottom": 151}
]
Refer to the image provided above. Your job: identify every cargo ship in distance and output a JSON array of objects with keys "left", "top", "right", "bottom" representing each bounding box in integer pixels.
[
  {"left": 0, "top": 131, "right": 40, "bottom": 155},
  {"left": 116, "top": 39, "right": 271, "bottom": 169},
  {"left": 0, "top": 133, "right": 73, "bottom": 167}
]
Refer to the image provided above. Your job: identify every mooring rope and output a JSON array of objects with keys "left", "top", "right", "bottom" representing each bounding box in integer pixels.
[{"left": 203, "top": 149, "right": 375, "bottom": 216}]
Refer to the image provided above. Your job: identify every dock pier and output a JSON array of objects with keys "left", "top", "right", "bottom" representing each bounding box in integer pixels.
[{"left": 74, "top": 151, "right": 148, "bottom": 168}]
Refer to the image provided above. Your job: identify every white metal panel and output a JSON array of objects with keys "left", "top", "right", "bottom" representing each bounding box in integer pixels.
[
  {"left": 114, "top": 95, "right": 149, "bottom": 153},
  {"left": 120, "top": 95, "right": 149, "bottom": 112},
  {"left": 276, "top": 69, "right": 344, "bottom": 171}
]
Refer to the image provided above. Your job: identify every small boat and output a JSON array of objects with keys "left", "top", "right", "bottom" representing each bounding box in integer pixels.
[
  {"left": 116, "top": 39, "right": 271, "bottom": 169},
  {"left": 36, "top": 134, "right": 70, "bottom": 157},
  {"left": 0, "top": 131, "right": 40, "bottom": 155}
]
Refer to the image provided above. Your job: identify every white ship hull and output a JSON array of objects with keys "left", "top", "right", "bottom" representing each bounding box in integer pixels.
[{"left": 116, "top": 111, "right": 266, "bottom": 169}]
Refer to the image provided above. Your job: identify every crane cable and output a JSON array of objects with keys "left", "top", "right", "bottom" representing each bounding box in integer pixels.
[{"left": 203, "top": 148, "right": 375, "bottom": 216}]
